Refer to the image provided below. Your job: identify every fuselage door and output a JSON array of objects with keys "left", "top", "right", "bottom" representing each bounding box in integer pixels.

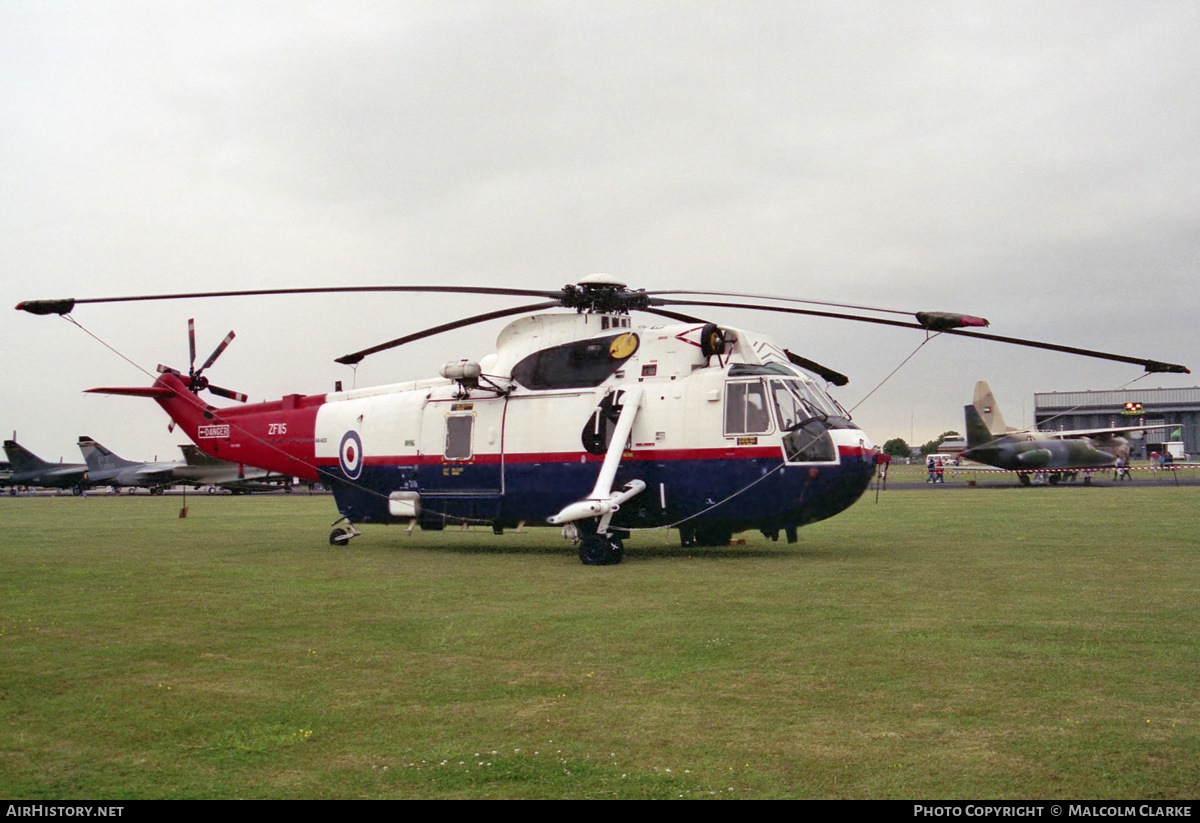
[
  {"left": 417, "top": 393, "right": 506, "bottom": 522},
  {"left": 768, "top": 378, "right": 838, "bottom": 464}
]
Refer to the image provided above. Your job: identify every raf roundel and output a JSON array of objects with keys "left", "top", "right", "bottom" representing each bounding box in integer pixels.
[{"left": 339, "top": 431, "right": 364, "bottom": 480}]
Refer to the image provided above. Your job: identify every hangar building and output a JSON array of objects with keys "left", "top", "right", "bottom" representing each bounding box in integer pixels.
[{"left": 1034, "top": 387, "right": 1199, "bottom": 460}]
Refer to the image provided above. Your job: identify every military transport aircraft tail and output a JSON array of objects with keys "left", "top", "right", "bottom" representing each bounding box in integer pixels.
[
  {"left": 971, "top": 381, "right": 1016, "bottom": 438},
  {"left": 965, "top": 380, "right": 1015, "bottom": 448}
]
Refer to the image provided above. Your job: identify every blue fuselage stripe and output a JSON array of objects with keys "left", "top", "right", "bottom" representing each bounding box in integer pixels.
[{"left": 324, "top": 454, "right": 876, "bottom": 532}]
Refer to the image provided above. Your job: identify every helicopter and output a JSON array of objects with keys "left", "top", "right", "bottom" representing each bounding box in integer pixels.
[{"left": 15, "top": 275, "right": 1190, "bottom": 564}]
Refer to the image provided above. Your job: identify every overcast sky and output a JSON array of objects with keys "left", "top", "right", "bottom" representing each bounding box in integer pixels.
[{"left": 3, "top": 1, "right": 1198, "bottom": 463}]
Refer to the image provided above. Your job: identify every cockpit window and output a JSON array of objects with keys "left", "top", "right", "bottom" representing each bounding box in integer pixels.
[
  {"left": 769, "top": 380, "right": 815, "bottom": 430},
  {"left": 795, "top": 377, "right": 845, "bottom": 418},
  {"left": 773, "top": 377, "right": 854, "bottom": 424},
  {"left": 766, "top": 378, "right": 840, "bottom": 462},
  {"left": 728, "top": 364, "right": 848, "bottom": 418},
  {"left": 511, "top": 333, "right": 639, "bottom": 390}
]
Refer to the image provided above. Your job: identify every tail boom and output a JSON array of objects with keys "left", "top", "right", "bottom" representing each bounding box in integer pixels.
[{"left": 90, "top": 373, "right": 326, "bottom": 482}]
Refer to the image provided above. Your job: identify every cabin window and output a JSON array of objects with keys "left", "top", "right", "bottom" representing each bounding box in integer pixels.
[
  {"left": 725, "top": 380, "right": 772, "bottom": 436},
  {"left": 444, "top": 414, "right": 474, "bottom": 460}
]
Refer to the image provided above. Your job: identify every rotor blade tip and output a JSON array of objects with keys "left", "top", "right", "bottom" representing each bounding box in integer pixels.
[
  {"left": 1145, "top": 361, "right": 1191, "bottom": 375},
  {"left": 915, "top": 311, "right": 990, "bottom": 331},
  {"left": 16, "top": 298, "right": 76, "bottom": 316},
  {"left": 208, "top": 386, "right": 249, "bottom": 402}
]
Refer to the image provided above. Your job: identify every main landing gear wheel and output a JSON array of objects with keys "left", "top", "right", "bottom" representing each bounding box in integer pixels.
[
  {"left": 578, "top": 533, "right": 624, "bottom": 565},
  {"left": 329, "top": 520, "right": 361, "bottom": 546}
]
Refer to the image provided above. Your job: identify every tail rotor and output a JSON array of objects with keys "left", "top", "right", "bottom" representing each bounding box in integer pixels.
[{"left": 157, "top": 319, "right": 248, "bottom": 402}]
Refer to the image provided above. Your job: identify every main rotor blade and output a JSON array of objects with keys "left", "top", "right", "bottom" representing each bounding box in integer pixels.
[
  {"left": 334, "top": 301, "right": 562, "bottom": 365},
  {"left": 645, "top": 289, "right": 915, "bottom": 318},
  {"left": 653, "top": 297, "right": 1189, "bottom": 374},
  {"left": 639, "top": 306, "right": 710, "bottom": 324},
  {"left": 16, "top": 286, "right": 566, "bottom": 316},
  {"left": 783, "top": 350, "right": 850, "bottom": 386},
  {"left": 19, "top": 282, "right": 1187, "bottom": 375}
]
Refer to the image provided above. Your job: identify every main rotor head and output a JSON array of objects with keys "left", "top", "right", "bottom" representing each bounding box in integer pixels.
[{"left": 558, "top": 274, "right": 650, "bottom": 314}]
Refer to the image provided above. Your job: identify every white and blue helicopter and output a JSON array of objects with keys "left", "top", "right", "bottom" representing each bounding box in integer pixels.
[{"left": 17, "top": 275, "right": 1189, "bottom": 564}]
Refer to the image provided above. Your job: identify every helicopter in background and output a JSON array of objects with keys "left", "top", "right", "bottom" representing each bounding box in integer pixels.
[{"left": 16, "top": 275, "right": 1189, "bottom": 564}]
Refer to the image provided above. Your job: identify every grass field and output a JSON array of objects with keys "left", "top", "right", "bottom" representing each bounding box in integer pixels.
[{"left": 1, "top": 482, "right": 1198, "bottom": 799}]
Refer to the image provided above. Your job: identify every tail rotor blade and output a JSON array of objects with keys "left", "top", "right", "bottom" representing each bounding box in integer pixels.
[
  {"left": 199, "top": 331, "right": 235, "bottom": 373},
  {"left": 187, "top": 319, "right": 197, "bottom": 373},
  {"left": 206, "top": 384, "right": 248, "bottom": 403}
]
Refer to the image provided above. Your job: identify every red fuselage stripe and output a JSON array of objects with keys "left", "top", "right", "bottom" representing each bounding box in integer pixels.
[{"left": 311, "top": 444, "right": 868, "bottom": 468}]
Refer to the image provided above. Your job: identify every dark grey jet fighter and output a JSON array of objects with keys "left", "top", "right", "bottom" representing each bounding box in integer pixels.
[
  {"left": 3, "top": 439, "right": 90, "bottom": 493},
  {"left": 77, "top": 436, "right": 180, "bottom": 494}
]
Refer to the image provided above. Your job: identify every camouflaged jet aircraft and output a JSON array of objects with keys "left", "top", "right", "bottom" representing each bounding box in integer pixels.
[{"left": 961, "top": 381, "right": 1173, "bottom": 485}]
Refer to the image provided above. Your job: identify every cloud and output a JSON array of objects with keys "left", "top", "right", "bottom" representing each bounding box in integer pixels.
[{"left": 2, "top": 1, "right": 1197, "bottom": 461}]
